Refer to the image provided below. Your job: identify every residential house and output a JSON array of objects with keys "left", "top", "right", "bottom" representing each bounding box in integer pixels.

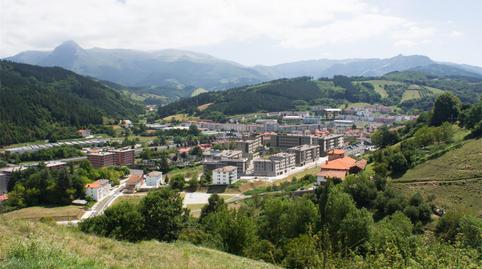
[
  {"left": 125, "top": 170, "right": 144, "bottom": 193},
  {"left": 317, "top": 149, "right": 366, "bottom": 184},
  {"left": 85, "top": 179, "right": 111, "bottom": 201}
]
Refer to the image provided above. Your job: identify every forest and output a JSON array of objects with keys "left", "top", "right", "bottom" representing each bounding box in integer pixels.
[
  {"left": 157, "top": 76, "right": 381, "bottom": 120},
  {"left": 0, "top": 60, "right": 143, "bottom": 146}
]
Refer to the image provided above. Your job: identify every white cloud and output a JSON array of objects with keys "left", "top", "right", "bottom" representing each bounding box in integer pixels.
[{"left": 0, "top": 0, "right": 440, "bottom": 59}]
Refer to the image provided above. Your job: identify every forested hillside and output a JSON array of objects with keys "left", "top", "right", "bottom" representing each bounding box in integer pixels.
[
  {"left": 158, "top": 76, "right": 381, "bottom": 120},
  {"left": 158, "top": 72, "right": 482, "bottom": 119},
  {"left": 0, "top": 61, "right": 143, "bottom": 146}
]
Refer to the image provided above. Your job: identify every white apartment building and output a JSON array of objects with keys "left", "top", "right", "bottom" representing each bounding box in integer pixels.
[
  {"left": 145, "top": 171, "right": 163, "bottom": 187},
  {"left": 85, "top": 179, "right": 111, "bottom": 201},
  {"left": 212, "top": 166, "right": 238, "bottom": 185}
]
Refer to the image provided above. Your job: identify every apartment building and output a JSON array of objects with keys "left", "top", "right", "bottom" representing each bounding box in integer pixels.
[
  {"left": 212, "top": 166, "right": 238, "bottom": 185},
  {"left": 112, "top": 148, "right": 135, "bottom": 166},
  {"left": 87, "top": 148, "right": 135, "bottom": 168},
  {"left": 85, "top": 179, "right": 111, "bottom": 201},
  {"left": 253, "top": 152, "right": 295, "bottom": 177},
  {"left": 236, "top": 135, "right": 262, "bottom": 159},
  {"left": 87, "top": 152, "right": 115, "bottom": 168},
  {"left": 316, "top": 134, "right": 344, "bottom": 156},
  {"left": 203, "top": 149, "right": 249, "bottom": 176},
  {"left": 270, "top": 134, "right": 315, "bottom": 149},
  {"left": 288, "top": 144, "right": 320, "bottom": 166}
]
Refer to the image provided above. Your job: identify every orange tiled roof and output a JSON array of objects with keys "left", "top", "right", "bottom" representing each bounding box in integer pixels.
[
  {"left": 328, "top": 149, "right": 345, "bottom": 155},
  {"left": 85, "top": 181, "right": 101, "bottom": 189},
  {"left": 320, "top": 156, "right": 356, "bottom": 171},
  {"left": 178, "top": 147, "right": 191, "bottom": 154},
  {"left": 317, "top": 170, "right": 347, "bottom": 180},
  {"left": 127, "top": 175, "right": 143, "bottom": 185},
  {"left": 355, "top": 159, "right": 368, "bottom": 170}
]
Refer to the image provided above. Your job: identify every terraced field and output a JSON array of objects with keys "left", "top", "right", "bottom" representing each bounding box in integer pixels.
[{"left": 393, "top": 139, "right": 482, "bottom": 216}]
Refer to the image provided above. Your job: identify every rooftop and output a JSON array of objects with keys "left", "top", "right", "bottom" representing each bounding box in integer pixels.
[
  {"left": 320, "top": 156, "right": 356, "bottom": 171},
  {"left": 147, "top": 171, "right": 163, "bottom": 177},
  {"left": 317, "top": 170, "right": 347, "bottom": 180},
  {"left": 213, "top": 166, "right": 237, "bottom": 173}
]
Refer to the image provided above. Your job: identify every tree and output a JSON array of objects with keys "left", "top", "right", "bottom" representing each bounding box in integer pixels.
[
  {"left": 200, "top": 194, "right": 226, "bottom": 221},
  {"left": 430, "top": 93, "right": 461, "bottom": 126},
  {"left": 139, "top": 188, "right": 185, "bottom": 242},
  {"left": 79, "top": 201, "right": 144, "bottom": 242},
  {"left": 388, "top": 152, "right": 409, "bottom": 176},
  {"left": 371, "top": 126, "right": 399, "bottom": 148},
  {"left": 169, "top": 174, "right": 186, "bottom": 191},
  {"left": 190, "top": 146, "right": 203, "bottom": 157},
  {"left": 282, "top": 234, "right": 321, "bottom": 269},
  {"left": 188, "top": 124, "right": 200, "bottom": 136},
  {"left": 187, "top": 177, "right": 199, "bottom": 190},
  {"left": 159, "top": 155, "right": 169, "bottom": 173},
  {"left": 202, "top": 207, "right": 258, "bottom": 255}
]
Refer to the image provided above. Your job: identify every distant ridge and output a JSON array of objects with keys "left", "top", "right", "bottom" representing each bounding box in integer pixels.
[{"left": 7, "top": 41, "right": 482, "bottom": 94}]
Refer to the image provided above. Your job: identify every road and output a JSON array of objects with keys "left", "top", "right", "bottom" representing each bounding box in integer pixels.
[{"left": 57, "top": 178, "right": 127, "bottom": 225}]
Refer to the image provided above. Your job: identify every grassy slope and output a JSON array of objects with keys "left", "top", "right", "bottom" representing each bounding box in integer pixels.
[
  {"left": 0, "top": 218, "right": 278, "bottom": 269},
  {"left": 3, "top": 205, "right": 85, "bottom": 221},
  {"left": 393, "top": 139, "right": 482, "bottom": 216}
]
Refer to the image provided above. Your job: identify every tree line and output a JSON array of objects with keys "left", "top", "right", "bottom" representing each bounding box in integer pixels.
[{"left": 79, "top": 174, "right": 481, "bottom": 268}]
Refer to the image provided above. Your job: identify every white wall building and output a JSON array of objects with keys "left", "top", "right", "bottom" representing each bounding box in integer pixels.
[
  {"left": 85, "top": 179, "right": 111, "bottom": 201},
  {"left": 145, "top": 171, "right": 163, "bottom": 187},
  {"left": 212, "top": 166, "right": 238, "bottom": 185}
]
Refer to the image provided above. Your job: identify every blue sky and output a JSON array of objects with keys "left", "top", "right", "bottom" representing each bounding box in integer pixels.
[{"left": 1, "top": 0, "right": 481, "bottom": 66}]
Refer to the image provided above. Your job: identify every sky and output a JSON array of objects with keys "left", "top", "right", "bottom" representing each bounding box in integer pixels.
[{"left": 1, "top": 0, "right": 481, "bottom": 66}]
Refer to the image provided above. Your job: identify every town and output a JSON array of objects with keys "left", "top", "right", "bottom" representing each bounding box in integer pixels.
[{"left": 0, "top": 103, "right": 414, "bottom": 221}]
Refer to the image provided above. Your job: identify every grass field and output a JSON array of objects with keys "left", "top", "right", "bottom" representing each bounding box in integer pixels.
[
  {"left": 397, "top": 139, "right": 482, "bottom": 182},
  {"left": 162, "top": 114, "right": 199, "bottom": 122},
  {"left": 424, "top": 86, "right": 445, "bottom": 95},
  {"left": 168, "top": 165, "right": 203, "bottom": 179},
  {"left": 363, "top": 80, "right": 405, "bottom": 98},
  {"left": 0, "top": 219, "right": 278, "bottom": 269},
  {"left": 3, "top": 205, "right": 85, "bottom": 221},
  {"left": 393, "top": 139, "right": 482, "bottom": 217},
  {"left": 393, "top": 179, "right": 482, "bottom": 217},
  {"left": 401, "top": 89, "right": 421, "bottom": 101}
]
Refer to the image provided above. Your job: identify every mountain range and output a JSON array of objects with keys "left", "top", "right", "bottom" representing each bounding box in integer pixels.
[{"left": 6, "top": 41, "right": 482, "bottom": 95}]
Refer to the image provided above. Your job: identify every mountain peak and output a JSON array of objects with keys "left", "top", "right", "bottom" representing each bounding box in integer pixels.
[{"left": 53, "top": 40, "right": 83, "bottom": 53}]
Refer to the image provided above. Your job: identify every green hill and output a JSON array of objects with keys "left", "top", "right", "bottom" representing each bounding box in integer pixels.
[
  {"left": 158, "top": 76, "right": 381, "bottom": 119},
  {"left": 158, "top": 73, "right": 482, "bottom": 120},
  {"left": 0, "top": 60, "right": 144, "bottom": 146},
  {"left": 0, "top": 218, "right": 277, "bottom": 269},
  {"left": 392, "top": 139, "right": 482, "bottom": 216}
]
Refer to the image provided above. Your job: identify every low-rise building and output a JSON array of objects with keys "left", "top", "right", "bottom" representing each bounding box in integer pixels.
[
  {"left": 317, "top": 150, "right": 366, "bottom": 184},
  {"left": 85, "top": 179, "right": 111, "bottom": 201},
  {"left": 145, "top": 171, "right": 163, "bottom": 187},
  {"left": 253, "top": 152, "right": 295, "bottom": 177},
  {"left": 288, "top": 144, "right": 320, "bottom": 166},
  {"left": 125, "top": 170, "right": 144, "bottom": 193},
  {"left": 212, "top": 166, "right": 238, "bottom": 185},
  {"left": 77, "top": 129, "right": 91, "bottom": 137}
]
